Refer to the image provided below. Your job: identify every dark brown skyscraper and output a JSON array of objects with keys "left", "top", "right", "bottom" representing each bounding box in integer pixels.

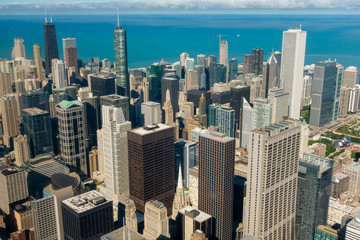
[
  {"left": 65, "top": 46, "right": 78, "bottom": 76},
  {"left": 44, "top": 21, "right": 59, "bottom": 75},
  {"left": 128, "top": 124, "right": 175, "bottom": 214},
  {"left": 198, "top": 131, "right": 235, "bottom": 240},
  {"left": 243, "top": 54, "right": 252, "bottom": 76},
  {"left": 251, "top": 48, "right": 264, "bottom": 75}
]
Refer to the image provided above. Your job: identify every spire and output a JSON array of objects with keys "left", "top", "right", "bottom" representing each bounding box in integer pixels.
[
  {"left": 177, "top": 164, "right": 183, "bottom": 189},
  {"left": 45, "top": 8, "right": 47, "bottom": 23},
  {"left": 117, "top": 8, "right": 120, "bottom": 26},
  {"left": 166, "top": 89, "right": 171, "bottom": 103}
]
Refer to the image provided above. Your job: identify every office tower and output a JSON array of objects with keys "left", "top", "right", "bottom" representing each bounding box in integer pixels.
[
  {"left": 198, "top": 131, "right": 235, "bottom": 240},
  {"left": 13, "top": 135, "right": 30, "bottom": 166},
  {"left": 244, "top": 120, "right": 301, "bottom": 239},
  {"left": 141, "top": 101, "right": 161, "bottom": 126},
  {"left": 339, "top": 86, "right": 352, "bottom": 117},
  {"left": 114, "top": 23, "right": 129, "bottom": 97},
  {"left": 62, "top": 37, "right": 76, "bottom": 62},
  {"left": 102, "top": 58, "right": 111, "bottom": 69},
  {"left": 53, "top": 60, "right": 67, "bottom": 88},
  {"left": 243, "top": 54, "right": 252, "bottom": 76},
  {"left": 296, "top": 153, "right": 333, "bottom": 240},
  {"left": 219, "top": 40, "right": 228, "bottom": 67},
  {"left": 22, "top": 108, "right": 53, "bottom": 157},
  {"left": 207, "top": 55, "right": 217, "bottom": 67},
  {"left": 101, "top": 105, "right": 131, "bottom": 199},
  {"left": 161, "top": 72, "right": 179, "bottom": 116},
  {"left": 100, "top": 94, "right": 130, "bottom": 122},
  {"left": 348, "top": 86, "right": 360, "bottom": 113},
  {"left": 185, "top": 58, "right": 195, "bottom": 71},
  {"left": 178, "top": 206, "right": 213, "bottom": 239},
  {"left": 301, "top": 75, "right": 312, "bottom": 107},
  {"left": 0, "top": 165, "right": 28, "bottom": 215},
  {"left": 343, "top": 66, "right": 358, "bottom": 88},
  {"left": 118, "top": 198, "right": 138, "bottom": 232},
  {"left": 44, "top": 21, "right": 59, "bottom": 75},
  {"left": 84, "top": 96, "right": 100, "bottom": 147},
  {"left": 197, "top": 54, "right": 206, "bottom": 67},
  {"left": 0, "top": 95, "right": 19, "bottom": 148},
  {"left": 217, "top": 105, "right": 235, "bottom": 137},
  {"left": 344, "top": 162, "right": 360, "bottom": 194},
  {"left": 172, "top": 165, "right": 186, "bottom": 220},
  {"left": 252, "top": 97, "right": 272, "bottom": 129},
  {"left": 230, "top": 85, "right": 251, "bottom": 130},
  {"left": 89, "top": 75, "right": 116, "bottom": 97},
  {"left": 251, "top": 48, "right": 264, "bottom": 75},
  {"left": 180, "top": 52, "right": 190, "bottom": 67},
  {"left": 32, "top": 196, "right": 57, "bottom": 240},
  {"left": 64, "top": 47, "right": 78, "bottom": 75},
  {"left": 268, "top": 88, "right": 289, "bottom": 124},
  {"left": 229, "top": 58, "right": 238, "bottom": 81},
  {"left": 209, "top": 63, "right": 226, "bottom": 87},
  {"left": 280, "top": 28, "right": 307, "bottom": 120},
  {"left": 309, "top": 60, "right": 337, "bottom": 127},
  {"left": 13, "top": 38, "right": 25, "bottom": 58},
  {"left": 0, "top": 73, "right": 12, "bottom": 96},
  {"left": 101, "top": 226, "right": 144, "bottom": 240},
  {"left": 332, "top": 63, "right": 343, "bottom": 121},
  {"left": 262, "top": 51, "right": 281, "bottom": 94},
  {"left": 33, "top": 43, "right": 44, "bottom": 81},
  {"left": 62, "top": 191, "right": 114, "bottom": 239},
  {"left": 22, "top": 89, "right": 50, "bottom": 112},
  {"left": 240, "top": 98, "right": 253, "bottom": 149},
  {"left": 314, "top": 225, "right": 338, "bottom": 240},
  {"left": 233, "top": 176, "right": 246, "bottom": 225},
  {"left": 148, "top": 64, "right": 164, "bottom": 102},
  {"left": 56, "top": 100, "right": 87, "bottom": 178},
  {"left": 128, "top": 124, "right": 174, "bottom": 214},
  {"left": 345, "top": 215, "right": 360, "bottom": 239},
  {"left": 172, "top": 61, "right": 182, "bottom": 78},
  {"left": 143, "top": 200, "right": 169, "bottom": 239},
  {"left": 195, "top": 64, "right": 205, "bottom": 88},
  {"left": 186, "top": 70, "right": 200, "bottom": 91}
]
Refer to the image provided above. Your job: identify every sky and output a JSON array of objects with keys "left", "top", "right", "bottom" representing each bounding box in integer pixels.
[{"left": 1, "top": 0, "right": 360, "bottom": 15}]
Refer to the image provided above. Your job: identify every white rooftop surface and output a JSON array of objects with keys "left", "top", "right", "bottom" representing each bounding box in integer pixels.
[
  {"left": 142, "top": 101, "right": 160, "bottom": 106},
  {"left": 62, "top": 190, "right": 110, "bottom": 214},
  {"left": 345, "top": 162, "right": 360, "bottom": 172},
  {"left": 179, "top": 206, "right": 211, "bottom": 222},
  {"left": 131, "top": 123, "right": 172, "bottom": 136}
]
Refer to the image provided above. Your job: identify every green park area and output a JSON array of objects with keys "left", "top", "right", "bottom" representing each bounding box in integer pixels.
[{"left": 300, "top": 105, "right": 310, "bottom": 123}]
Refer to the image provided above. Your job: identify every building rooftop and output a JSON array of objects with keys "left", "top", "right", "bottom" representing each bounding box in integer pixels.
[
  {"left": 22, "top": 107, "right": 48, "bottom": 116},
  {"left": 300, "top": 153, "right": 333, "bottom": 174},
  {"left": 179, "top": 206, "right": 211, "bottom": 223},
  {"left": 345, "top": 162, "right": 360, "bottom": 172},
  {"left": 332, "top": 172, "right": 349, "bottom": 183},
  {"left": 142, "top": 101, "right": 160, "bottom": 107},
  {"left": 101, "top": 94, "right": 128, "bottom": 100},
  {"left": 130, "top": 123, "right": 172, "bottom": 136},
  {"left": 348, "top": 214, "right": 360, "bottom": 229},
  {"left": 62, "top": 190, "right": 111, "bottom": 214},
  {"left": 149, "top": 200, "right": 165, "bottom": 209},
  {"left": 101, "top": 226, "right": 145, "bottom": 240},
  {"left": 57, "top": 100, "right": 82, "bottom": 109},
  {"left": 0, "top": 164, "right": 21, "bottom": 176},
  {"left": 316, "top": 225, "right": 338, "bottom": 237},
  {"left": 199, "top": 131, "right": 234, "bottom": 143}
]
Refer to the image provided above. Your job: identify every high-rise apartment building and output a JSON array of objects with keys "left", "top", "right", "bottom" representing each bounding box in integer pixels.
[
  {"left": 251, "top": 48, "right": 264, "bottom": 75},
  {"left": 268, "top": 88, "right": 289, "bottom": 124},
  {"left": 114, "top": 23, "right": 129, "bottom": 97},
  {"left": 332, "top": 63, "right": 343, "bottom": 121},
  {"left": 343, "top": 66, "right": 358, "bottom": 88},
  {"left": 244, "top": 119, "right": 301, "bottom": 239},
  {"left": 198, "top": 131, "right": 235, "bottom": 240},
  {"left": 33, "top": 43, "right": 44, "bottom": 81},
  {"left": 0, "top": 95, "right": 19, "bottom": 148},
  {"left": 62, "top": 37, "right": 76, "bottom": 62},
  {"left": 309, "top": 60, "right": 338, "bottom": 127},
  {"left": 219, "top": 40, "right": 228, "bottom": 67},
  {"left": 296, "top": 153, "right": 333, "bottom": 240},
  {"left": 280, "top": 28, "right": 307, "bottom": 120},
  {"left": 32, "top": 196, "right": 58, "bottom": 240},
  {"left": 22, "top": 108, "right": 53, "bottom": 157},
  {"left": 243, "top": 54, "right": 252, "bottom": 76},
  {"left": 44, "top": 21, "right": 59, "bottom": 75},
  {"left": 141, "top": 101, "right": 161, "bottom": 126},
  {"left": 13, "top": 38, "right": 25, "bottom": 59},
  {"left": 100, "top": 105, "right": 131, "bottom": 199},
  {"left": 207, "top": 104, "right": 235, "bottom": 138},
  {"left": 128, "top": 124, "right": 174, "bottom": 214},
  {"left": 13, "top": 135, "right": 30, "bottom": 167},
  {"left": 209, "top": 63, "right": 226, "bottom": 87},
  {"left": 53, "top": 59, "right": 67, "bottom": 88},
  {"left": 56, "top": 100, "right": 87, "bottom": 178},
  {"left": 143, "top": 200, "right": 170, "bottom": 240},
  {"left": 253, "top": 97, "right": 272, "bottom": 129},
  {"left": 62, "top": 191, "right": 114, "bottom": 240},
  {"left": 0, "top": 73, "right": 12, "bottom": 97}
]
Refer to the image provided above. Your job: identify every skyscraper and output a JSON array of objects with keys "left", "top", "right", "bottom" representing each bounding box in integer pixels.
[
  {"left": 128, "top": 124, "right": 174, "bottom": 214},
  {"left": 53, "top": 59, "right": 67, "bottom": 89},
  {"left": 243, "top": 54, "right": 252, "bottom": 76},
  {"left": 0, "top": 95, "right": 19, "bottom": 148},
  {"left": 309, "top": 60, "right": 337, "bottom": 127},
  {"left": 22, "top": 108, "right": 53, "bottom": 157},
  {"left": 240, "top": 98, "right": 253, "bottom": 149},
  {"left": 280, "top": 28, "right": 307, "bottom": 120},
  {"left": 216, "top": 105, "right": 235, "bottom": 138},
  {"left": 268, "top": 88, "right": 289, "bottom": 124},
  {"left": 332, "top": 63, "right": 343, "bottom": 121},
  {"left": 219, "top": 40, "right": 228, "bottom": 67},
  {"left": 89, "top": 75, "right": 116, "bottom": 97},
  {"left": 345, "top": 215, "right": 360, "bottom": 239},
  {"left": 230, "top": 85, "right": 251, "bottom": 130},
  {"left": 251, "top": 48, "right": 264, "bottom": 75},
  {"left": 0, "top": 73, "right": 12, "bottom": 97},
  {"left": 198, "top": 131, "right": 235, "bottom": 240},
  {"left": 33, "top": 43, "right": 44, "bottom": 81},
  {"left": 178, "top": 206, "right": 213, "bottom": 239},
  {"left": 44, "top": 21, "right": 59, "bottom": 75},
  {"left": 209, "top": 63, "right": 227, "bottom": 87},
  {"left": 253, "top": 97, "right": 272, "bottom": 129},
  {"left": 13, "top": 38, "right": 25, "bottom": 59},
  {"left": 62, "top": 37, "right": 76, "bottom": 62},
  {"left": 143, "top": 200, "right": 170, "bottom": 239},
  {"left": 64, "top": 47, "right": 78, "bottom": 76},
  {"left": 100, "top": 94, "right": 130, "bottom": 122},
  {"left": 114, "top": 22, "right": 129, "bottom": 97},
  {"left": 296, "top": 153, "right": 333, "bottom": 240},
  {"left": 229, "top": 58, "right": 238, "bottom": 81},
  {"left": 56, "top": 100, "right": 87, "bottom": 178},
  {"left": 262, "top": 51, "right": 281, "bottom": 97},
  {"left": 14, "top": 135, "right": 30, "bottom": 166},
  {"left": 343, "top": 66, "right": 358, "bottom": 88},
  {"left": 141, "top": 101, "right": 161, "bottom": 126},
  {"left": 244, "top": 119, "right": 301, "bottom": 239},
  {"left": 100, "top": 105, "right": 131, "bottom": 199},
  {"left": 161, "top": 72, "right": 179, "bottom": 117}
]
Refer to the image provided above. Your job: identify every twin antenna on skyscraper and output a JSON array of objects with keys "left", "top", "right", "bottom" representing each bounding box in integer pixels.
[
  {"left": 117, "top": 8, "right": 120, "bottom": 26},
  {"left": 44, "top": 7, "right": 52, "bottom": 23}
]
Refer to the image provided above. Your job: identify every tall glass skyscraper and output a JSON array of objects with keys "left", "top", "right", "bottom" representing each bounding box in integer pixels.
[
  {"left": 114, "top": 24, "right": 129, "bottom": 97},
  {"left": 44, "top": 21, "right": 59, "bottom": 75}
]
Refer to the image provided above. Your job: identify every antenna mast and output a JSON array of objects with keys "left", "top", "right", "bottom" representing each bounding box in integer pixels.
[{"left": 117, "top": 8, "right": 119, "bottom": 26}]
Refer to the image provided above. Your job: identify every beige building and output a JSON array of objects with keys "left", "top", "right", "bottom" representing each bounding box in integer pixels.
[
  {"left": 343, "top": 66, "right": 358, "bottom": 88},
  {"left": 179, "top": 206, "right": 212, "bottom": 240},
  {"left": 308, "top": 142, "right": 326, "bottom": 157},
  {"left": 344, "top": 162, "right": 360, "bottom": 194},
  {"left": 188, "top": 166, "right": 199, "bottom": 209},
  {"left": 119, "top": 198, "right": 138, "bottom": 232},
  {"left": 0, "top": 73, "right": 12, "bottom": 97},
  {"left": 143, "top": 200, "right": 170, "bottom": 240},
  {"left": 33, "top": 43, "right": 44, "bottom": 82},
  {"left": 244, "top": 119, "right": 301, "bottom": 239},
  {"left": 88, "top": 146, "right": 98, "bottom": 179},
  {"left": 191, "top": 230, "right": 208, "bottom": 240},
  {"left": 13, "top": 135, "right": 30, "bottom": 167},
  {"left": 9, "top": 197, "right": 34, "bottom": 232},
  {"left": 1, "top": 95, "right": 19, "bottom": 148}
]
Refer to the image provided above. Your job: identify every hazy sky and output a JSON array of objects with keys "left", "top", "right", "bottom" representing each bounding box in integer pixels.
[{"left": 1, "top": 0, "right": 360, "bottom": 14}]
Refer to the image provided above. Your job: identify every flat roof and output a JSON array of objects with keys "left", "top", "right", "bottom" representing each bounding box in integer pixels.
[
  {"left": 142, "top": 101, "right": 160, "bottom": 107},
  {"left": 130, "top": 123, "right": 172, "bottom": 136},
  {"left": 199, "top": 131, "right": 234, "bottom": 143},
  {"left": 179, "top": 206, "right": 211, "bottom": 222},
  {"left": 62, "top": 190, "right": 111, "bottom": 214},
  {"left": 101, "top": 226, "right": 145, "bottom": 240},
  {"left": 22, "top": 107, "right": 48, "bottom": 116}
]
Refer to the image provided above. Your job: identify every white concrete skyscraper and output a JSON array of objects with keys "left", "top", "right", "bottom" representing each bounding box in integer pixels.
[
  {"left": 141, "top": 101, "right": 161, "bottom": 126},
  {"left": 219, "top": 40, "right": 228, "bottom": 67},
  {"left": 62, "top": 37, "right": 76, "bottom": 62},
  {"left": 53, "top": 59, "right": 67, "bottom": 88},
  {"left": 280, "top": 28, "right": 307, "bottom": 120},
  {"left": 101, "top": 105, "right": 131, "bottom": 200},
  {"left": 13, "top": 38, "right": 25, "bottom": 59}
]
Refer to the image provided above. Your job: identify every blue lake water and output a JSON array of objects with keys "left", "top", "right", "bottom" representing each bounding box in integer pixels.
[{"left": 1, "top": 14, "right": 360, "bottom": 68}]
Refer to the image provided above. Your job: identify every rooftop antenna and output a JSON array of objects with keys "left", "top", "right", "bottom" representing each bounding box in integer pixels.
[
  {"left": 117, "top": 8, "right": 119, "bottom": 26},
  {"left": 45, "top": 8, "right": 47, "bottom": 23},
  {"left": 300, "top": 24, "right": 302, "bottom": 30},
  {"left": 50, "top": 7, "right": 52, "bottom": 23}
]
